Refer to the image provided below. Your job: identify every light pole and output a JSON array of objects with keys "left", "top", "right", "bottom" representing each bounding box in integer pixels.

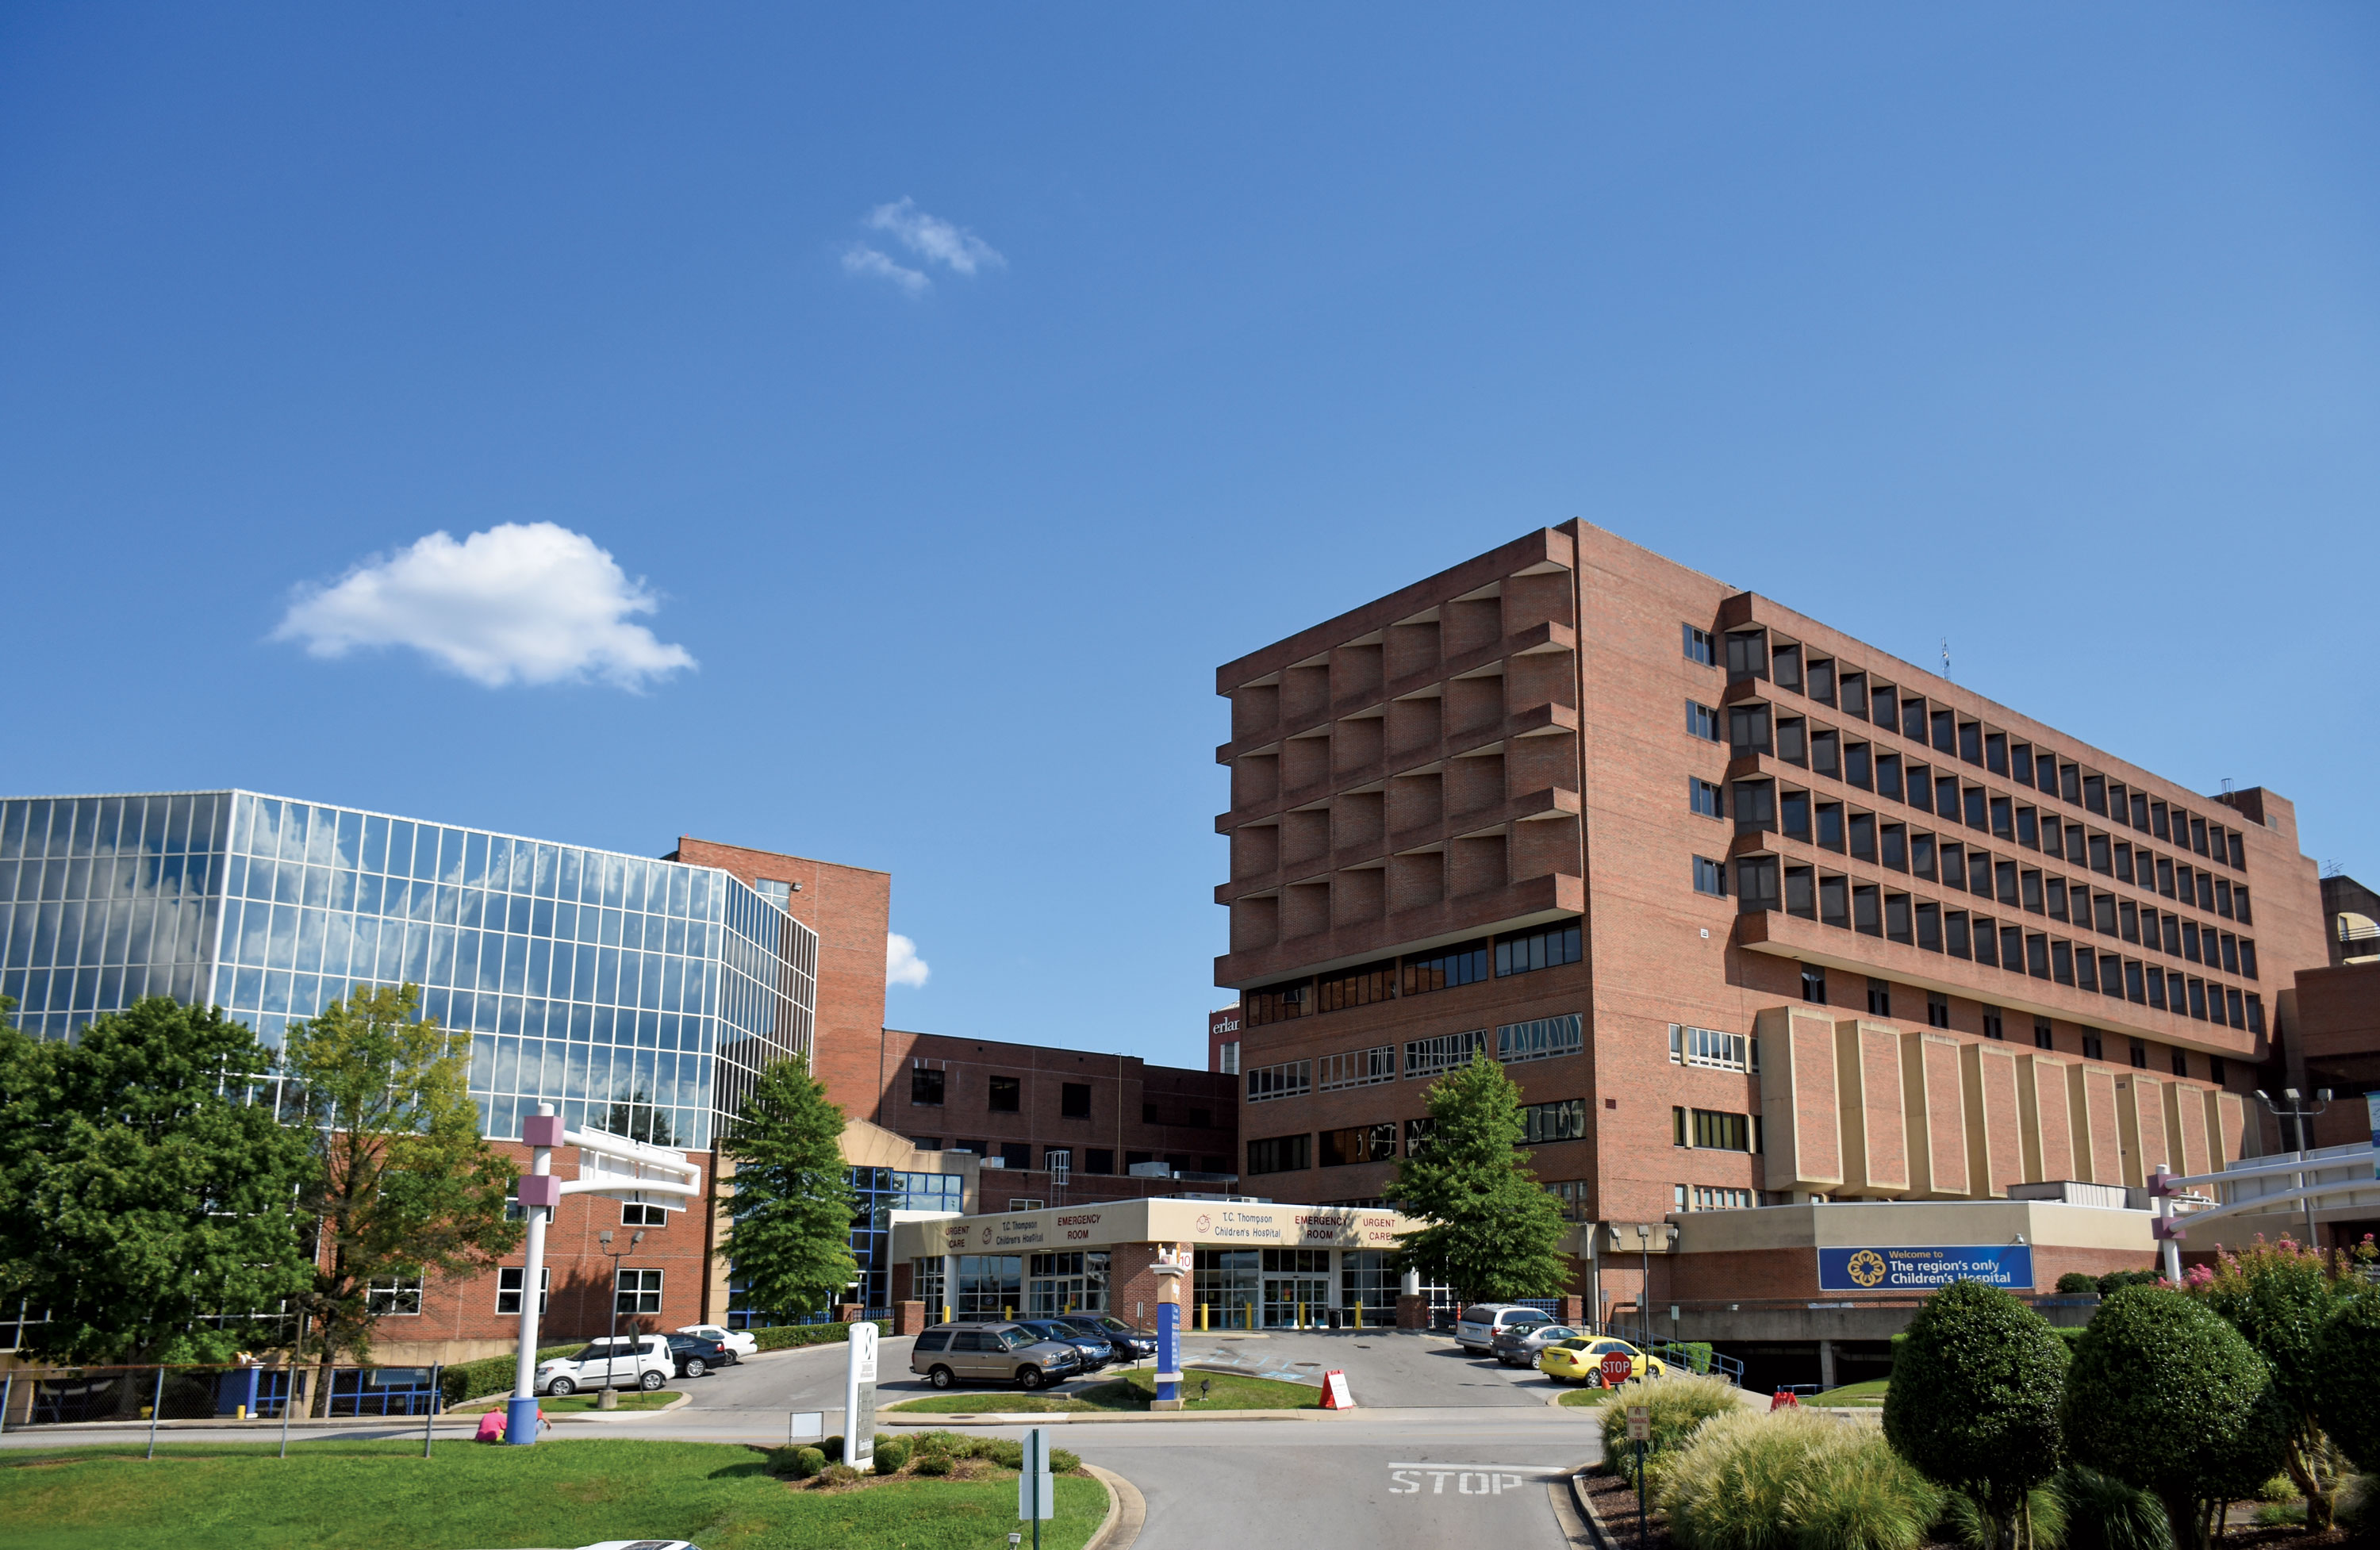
[
  {"left": 2255, "top": 1088, "right": 2332, "bottom": 1251},
  {"left": 598, "top": 1226, "right": 646, "bottom": 1395}
]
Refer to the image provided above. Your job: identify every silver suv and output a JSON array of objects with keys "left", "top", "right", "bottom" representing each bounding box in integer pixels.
[
  {"left": 1453, "top": 1303, "right": 1553, "bottom": 1352},
  {"left": 909, "top": 1322, "right": 1086, "bottom": 1391}
]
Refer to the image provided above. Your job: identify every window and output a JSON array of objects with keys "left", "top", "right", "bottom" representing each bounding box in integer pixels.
[
  {"left": 1690, "top": 778, "right": 1724, "bottom": 819},
  {"left": 2128, "top": 1040, "right": 2148, "bottom": 1070},
  {"left": 1941, "top": 711, "right": 1966, "bottom": 754},
  {"left": 1673, "top": 1024, "right": 1755, "bottom": 1071},
  {"left": 1813, "top": 729, "right": 1841, "bottom": 778},
  {"left": 1687, "top": 701, "right": 1721, "bottom": 741},
  {"left": 1782, "top": 789, "right": 1811, "bottom": 840},
  {"left": 2229, "top": 831, "right": 2247, "bottom": 869},
  {"left": 2049, "top": 940, "right": 2072, "bottom": 985},
  {"left": 1876, "top": 753, "right": 1903, "bottom": 801},
  {"left": 1246, "top": 1059, "right": 1312, "bottom": 1102},
  {"left": 1848, "top": 811, "right": 1876, "bottom": 861},
  {"left": 988, "top": 1075, "right": 1021, "bottom": 1112},
  {"left": 1736, "top": 855, "right": 1779, "bottom": 912},
  {"left": 1772, "top": 642, "right": 1803, "bottom": 691},
  {"left": 615, "top": 1268, "right": 663, "bottom": 1317},
  {"left": 1000, "top": 1141, "right": 1031, "bottom": 1169},
  {"left": 1906, "top": 762, "right": 1933, "bottom": 813},
  {"left": 1847, "top": 742, "right": 1872, "bottom": 788},
  {"left": 1991, "top": 796, "right": 2013, "bottom": 838},
  {"left": 1317, "top": 957, "right": 1397, "bottom": 1012},
  {"left": 2060, "top": 764, "right": 2082, "bottom": 804},
  {"left": 912, "top": 1137, "right": 942, "bottom": 1149},
  {"left": 2170, "top": 1048, "right": 2189, "bottom": 1079},
  {"left": 2034, "top": 1018, "right": 2052, "bottom": 1050},
  {"left": 2026, "top": 933, "right": 2050, "bottom": 978},
  {"left": 1999, "top": 923, "right": 2022, "bottom": 969},
  {"left": 1815, "top": 801, "right": 1846, "bottom": 852},
  {"left": 1685, "top": 1110, "right": 1753, "bottom": 1151},
  {"left": 1403, "top": 1118, "right": 1435, "bottom": 1157},
  {"left": 1928, "top": 992, "right": 1949, "bottom": 1029},
  {"left": 1937, "top": 774, "right": 1962, "bottom": 815},
  {"left": 911, "top": 1066, "right": 945, "bottom": 1106},
  {"left": 2247, "top": 995, "right": 2265, "bottom": 1034},
  {"left": 1061, "top": 1082, "right": 1092, "bottom": 1118},
  {"left": 2188, "top": 978, "right": 2209, "bottom": 1019},
  {"left": 2240, "top": 938, "right": 2258, "bottom": 979},
  {"left": 1801, "top": 964, "right": 1826, "bottom": 1003},
  {"left": 1853, "top": 883, "right": 1881, "bottom": 936},
  {"left": 1982, "top": 1007, "right": 2003, "bottom": 1041},
  {"left": 1998, "top": 860, "right": 2020, "bottom": 906},
  {"left": 1916, "top": 900, "right": 1941, "bottom": 952},
  {"left": 1911, "top": 831, "right": 1936, "bottom": 880},
  {"left": 1777, "top": 716, "right": 1807, "bottom": 764},
  {"left": 622, "top": 1202, "right": 669, "bottom": 1226},
  {"left": 1725, "top": 631, "right": 1768, "bottom": 677},
  {"left": 2125, "top": 961, "right": 2146, "bottom": 1002},
  {"left": 1499, "top": 1014, "right": 1585, "bottom": 1064},
  {"left": 1882, "top": 822, "right": 1907, "bottom": 872},
  {"left": 1785, "top": 864, "right": 1815, "bottom": 916},
  {"left": 1403, "top": 938, "right": 1490, "bottom": 995},
  {"left": 1964, "top": 787, "right": 1989, "bottom": 831},
  {"left": 1683, "top": 624, "right": 1717, "bottom": 666},
  {"left": 1819, "top": 874, "right": 1849, "bottom": 929},
  {"left": 1318, "top": 1045, "right": 1397, "bottom": 1090},
  {"left": 2227, "top": 987, "right": 2246, "bottom": 1026},
  {"left": 1872, "top": 684, "right": 1898, "bottom": 727},
  {"left": 497, "top": 1266, "right": 551, "bottom": 1315},
  {"left": 1496, "top": 920, "right": 1583, "bottom": 974},
  {"left": 1941, "top": 842, "right": 1966, "bottom": 888},
  {"left": 1520, "top": 1099, "right": 1588, "bottom": 1145},
  {"left": 1809, "top": 658, "right": 1837, "bottom": 704},
  {"left": 1692, "top": 856, "right": 1726, "bottom": 896},
  {"left": 2079, "top": 1032, "right": 2102, "bottom": 1061},
  {"left": 2045, "top": 877, "right": 2067, "bottom": 922},
  {"left": 1690, "top": 1186, "right": 1756, "bottom": 1211},
  {"left": 1403, "top": 1029, "right": 1489, "bottom": 1080},
  {"left": 1734, "top": 779, "right": 1776, "bottom": 833},
  {"left": 1319, "top": 1124, "right": 1398, "bottom": 1167},
  {"left": 1246, "top": 1134, "right": 1311, "bottom": 1176},
  {"left": 1729, "top": 704, "right": 1772, "bottom": 754},
  {"left": 1868, "top": 977, "right": 1891, "bottom": 1017},
  {"left": 1886, "top": 892, "right": 1913, "bottom": 944},
  {"left": 1246, "top": 977, "right": 1311, "bottom": 1026},
  {"left": 368, "top": 1275, "right": 423, "bottom": 1317},
  {"left": 1084, "top": 1149, "right": 1113, "bottom": 1174},
  {"left": 1947, "top": 909, "right": 1971, "bottom": 957}
]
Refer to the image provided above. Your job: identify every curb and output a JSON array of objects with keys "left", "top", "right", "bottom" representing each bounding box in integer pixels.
[
  {"left": 1570, "top": 1469, "right": 1621, "bottom": 1550},
  {"left": 885, "top": 1407, "right": 1334, "bottom": 1426},
  {"left": 1081, "top": 1463, "right": 1145, "bottom": 1550}
]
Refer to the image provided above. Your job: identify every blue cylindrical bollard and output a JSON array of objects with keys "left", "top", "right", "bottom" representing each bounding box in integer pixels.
[{"left": 505, "top": 1395, "right": 540, "bottom": 1444}]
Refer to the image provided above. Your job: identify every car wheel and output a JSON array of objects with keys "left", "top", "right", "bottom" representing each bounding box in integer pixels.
[
  {"left": 640, "top": 1370, "right": 666, "bottom": 1391},
  {"left": 929, "top": 1365, "right": 955, "bottom": 1390},
  {"left": 684, "top": 1357, "right": 707, "bottom": 1379},
  {"left": 1017, "top": 1366, "right": 1046, "bottom": 1391},
  {"left": 548, "top": 1377, "right": 575, "bottom": 1396}
]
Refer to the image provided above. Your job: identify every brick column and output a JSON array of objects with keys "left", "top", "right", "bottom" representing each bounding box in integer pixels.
[
  {"left": 838, "top": 1303, "right": 863, "bottom": 1323},
  {"left": 1395, "top": 1294, "right": 1430, "bottom": 1330},
  {"left": 896, "top": 1301, "right": 927, "bottom": 1336},
  {"left": 1559, "top": 1295, "right": 1585, "bottom": 1326}
]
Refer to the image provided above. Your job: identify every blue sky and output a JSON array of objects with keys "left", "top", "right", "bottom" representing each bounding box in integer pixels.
[{"left": 3, "top": 6, "right": 2374, "bottom": 1069}]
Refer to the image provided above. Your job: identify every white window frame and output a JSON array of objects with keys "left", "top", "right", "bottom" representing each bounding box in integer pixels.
[
  {"left": 615, "top": 1268, "right": 663, "bottom": 1317},
  {"left": 497, "top": 1265, "right": 551, "bottom": 1315},
  {"left": 367, "top": 1274, "right": 423, "bottom": 1317}
]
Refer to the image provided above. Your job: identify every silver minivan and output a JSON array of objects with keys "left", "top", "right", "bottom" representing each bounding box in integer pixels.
[
  {"left": 1453, "top": 1303, "right": 1553, "bottom": 1352},
  {"left": 909, "top": 1322, "right": 1086, "bottom": 1391}
]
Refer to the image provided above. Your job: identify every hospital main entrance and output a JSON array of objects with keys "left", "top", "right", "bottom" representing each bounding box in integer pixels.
[{"left": 1261, "top": 1249, "right": 1333, "bottom": 1328}]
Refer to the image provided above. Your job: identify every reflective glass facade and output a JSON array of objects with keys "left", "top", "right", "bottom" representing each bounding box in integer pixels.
[
  {"left": 726, "top": 1165, "right": 962, "bottom": 1326},
  {"left": 0, "top": 791, "right": 816, "bottom": 1149}
]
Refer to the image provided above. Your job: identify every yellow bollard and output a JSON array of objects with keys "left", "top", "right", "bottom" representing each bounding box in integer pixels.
[
  {"left": 1004, "top": 1306, "right": 1012, "bottom": 1320},
  {"left": 1354, "top": 1301, "right": 1364, "bottom": 1331},
  {"left": 944, "top": 1304, "right": 953, "bottom": 1325},
  {"left": 1246, "top": 1300, "right": 1256, "bottom": 1331},
  {"left": 1298, "top": 1301, "right": 1306, "bottom": 1329},
  {"left": 1200, "top": 1303, "right": 1208, "bottom": 1331}
]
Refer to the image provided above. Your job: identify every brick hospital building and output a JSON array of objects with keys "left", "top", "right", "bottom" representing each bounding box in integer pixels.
[{"left": 1212, "top": 522, "right": 2332, "bottom": 1324}]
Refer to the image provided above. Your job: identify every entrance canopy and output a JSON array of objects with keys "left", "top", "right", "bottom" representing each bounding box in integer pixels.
[{"left": 890, "top": 1198, "right": 1415, "bottom": 1260}]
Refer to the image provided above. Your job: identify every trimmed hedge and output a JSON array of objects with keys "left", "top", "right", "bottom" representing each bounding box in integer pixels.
[
  {"left": 440, "top": 1344, "right": 586, "bottom": 1406},
  {"left": 749, "top": 1321, "right": 891, "bottom": 1352},
  {"left": 1882, "top": 1282, "right": 2068, "bottom": 1523},
  {"left": 2317, "top": 1288, "right": 2380, "bottom": 1470}
]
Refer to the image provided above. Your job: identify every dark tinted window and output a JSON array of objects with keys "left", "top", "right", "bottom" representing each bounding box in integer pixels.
[
  {"left": 988, "top": 1075, "right": 1021, "bottom": 1112},
  {"left": 915, "top": 1329, "right": 951, "bottom": 1352}
]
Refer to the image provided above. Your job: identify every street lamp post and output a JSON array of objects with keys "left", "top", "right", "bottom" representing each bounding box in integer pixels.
[
  {"left": 2254, "top": 1088, "right": 2333, "bottom": 1250},
  {"left": 597, "top": 1226, "right": 646, "bottom": 1400}
]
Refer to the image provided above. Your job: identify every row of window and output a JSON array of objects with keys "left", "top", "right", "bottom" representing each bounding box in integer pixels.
[
  {"left": 1706, "top": 746, "right": 2251, "bottom": 926},
  {"left": 1246, "top": 921, "right": 1583, "bottom": 1026},
  {"left": 1674, "top": 1107, "right": 1759, "bottom": 1152},
  {"left": 902, "top": 1140, "right": 1234, "bottom": 1176},
  {"left": 909, "top": 1067, "right": 1218, "bottom": 1129},
  {"left": 1248, "top": 1095, "right": 1591, "bottom": 1173},
  {"left": 1686, "top": 625, "right": 2252, "bottom": 872},
  {"left": 1247, "top": 1014, "right": 1587, "bottom": 1101},
  {"left": 384, "top": 1264, "right": 659, "bottom": 1320},
  {"left": 1803, "top": 969, "right": 2232, "bottom": 1080}
]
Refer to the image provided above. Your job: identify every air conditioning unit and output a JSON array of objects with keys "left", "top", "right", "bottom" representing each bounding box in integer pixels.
[{"left": 1127, "top": 1161, "right": 1173, "bottom": 1179}]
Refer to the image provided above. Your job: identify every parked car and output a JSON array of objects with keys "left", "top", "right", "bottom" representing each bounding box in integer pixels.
[
  {"left": 1453, "top": 1303, "right": 1554, "bottom": 1352},
  {"left": 1488, "top": 1322, "right": 1583, "bottom": 1368},
  {"left": 908, "top": 1322, "right": 1086, "bottom": 1391},
  {"left": 536, "top": 1334, "right": 674, "bottom": 1395},
  {"left": 1055, "top": 1314, "right": 1154, "bottom": 1360},
  {"left": 675, "top": 1323, "right": 758, "bottom": 1362},
  {"left": 663, "top": 1331, "right": 732, "bottom": 1379},
  {"left": 1537, "top": 1335, "right": 1669, "bottom": 1387},
  {"left": 1015, "top": 1318, "right": 1113, "bottom": 1372}
]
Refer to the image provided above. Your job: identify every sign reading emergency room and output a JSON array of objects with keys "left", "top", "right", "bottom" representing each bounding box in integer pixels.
[
  {"left": 1817, "top": 1245, "right": 2034, "bottom": 1292},
  {"left": 913, "top": 1199, "right": 1410, "bottom": 1256}
]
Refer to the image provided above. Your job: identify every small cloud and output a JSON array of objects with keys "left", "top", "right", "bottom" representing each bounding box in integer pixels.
[
  {"left": 886, "top": 933, "right": 930, "bottom": 989},
  {"left": 273, "top": 522, "right": 696, "bottom": 690},
  {"left": 842, "top": 198, "right": 1002, "bottom": 293},
  {"left": 842, "top": 245, "right": 927, "bottom": 294}
]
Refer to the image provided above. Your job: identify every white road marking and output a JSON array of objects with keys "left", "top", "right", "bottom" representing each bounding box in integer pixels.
[
  {"left": 1387, "top": 1462, "right": 1568, "bottom": 1497},
  {"left": 1385, "top": 1463, "right": 1574, "bottom": 1473}
]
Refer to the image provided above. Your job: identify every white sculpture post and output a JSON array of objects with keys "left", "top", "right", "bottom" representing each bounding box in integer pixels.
[
  {"left": 503, "top": 1107, "right": 703, "bottom": 1446},
  {"left": 846, "top": 1322, "right": 878, "bottom": 1468}
]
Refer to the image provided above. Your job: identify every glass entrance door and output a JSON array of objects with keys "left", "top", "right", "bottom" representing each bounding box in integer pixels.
[{"left": 1263, "top": 1276, "right": 1330, "bottom": 1328}]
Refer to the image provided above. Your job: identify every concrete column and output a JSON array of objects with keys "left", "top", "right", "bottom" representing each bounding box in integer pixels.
[
  {"left": 942, "top": 1253, "right": 959, "bottom": 1322},
  {"left": 1818, "top": 1339, "right": 1837, "bottom": 1391}
]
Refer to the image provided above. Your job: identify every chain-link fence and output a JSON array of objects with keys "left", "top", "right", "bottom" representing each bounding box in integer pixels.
[{"left": 1, "top": 1361, "right": 443, "bottom": 1429}]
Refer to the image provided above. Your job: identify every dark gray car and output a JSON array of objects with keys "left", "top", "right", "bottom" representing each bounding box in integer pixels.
[{"left": 909, "top": 1322, "right": 1086, "bottom": 1391}]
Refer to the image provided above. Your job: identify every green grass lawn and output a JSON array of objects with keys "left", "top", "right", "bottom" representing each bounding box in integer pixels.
[
  {"left": 890, "top": 1364, "right": 1320, "bottom": 1414},
  {"left": 0, "top": 1438, "right": 1107, "bottom": 1550},
  {"left": 1809, "top": 1379, "right": 1890, "bottom": 1407}
]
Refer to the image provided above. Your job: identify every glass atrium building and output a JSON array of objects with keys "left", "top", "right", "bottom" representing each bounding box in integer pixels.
[{"left": 0, "top": 791, "right": 817, "bottom": 1149}]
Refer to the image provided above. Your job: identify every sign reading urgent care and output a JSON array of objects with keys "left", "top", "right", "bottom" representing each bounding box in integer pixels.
[
  {"left": 1817, "top": 1245, "right": 2034, "bottom": 1292},
  {"left": 896, "top": 1196, "right": 1413, "bottom": 1260}
]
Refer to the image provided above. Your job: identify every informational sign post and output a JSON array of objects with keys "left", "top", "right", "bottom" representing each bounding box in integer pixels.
[
  {"left": 1628, "top": 1404, "right": 1652, "bottom": 1550},
  {"left": 1019, "top": 1425, "right": 1055, "bottom": 1550},
  {"left": 1816, "top": 1245, "right": 2033, "bottom": 1293},
  {"left": 1150, "top": 1244, "right": 1186, "bottom": 1410},
  {"left": 846, "top": 1322, "right": 878, "bottom": 1469}
]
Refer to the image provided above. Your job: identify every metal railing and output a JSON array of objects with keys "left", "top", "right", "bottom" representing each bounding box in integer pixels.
[
  {"left": 1, "top": 1361, "right": 443, "bottom": 1430},
  {"left": 1597, "top": 1320, "right": 1748, "bottom": 1386}
]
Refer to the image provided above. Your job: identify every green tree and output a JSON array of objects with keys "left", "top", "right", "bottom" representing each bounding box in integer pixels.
[
  {"left": 2062, "top": 1285, "right": 2290, "bottom": 1550},
  {"left": 2313, "top": 1287, "right": 2380, "bottom": 1475},
  {"left": 281, "top": 984, "right": 519, "bottom": 1407},
  {"left": 715, "top": 1053, "right": 858, "bottom": 1321},
  {"left": 2192, "top": 1238, "right": 2357, "bottom": 1527},
  {"left": 1386, "top": 1049, "right": 1570, "bottom": 1305},
  {"left": 1883, "top": 1281, "right": 2070, "bottom": 1550},
  {"left": 0, "top": 996, "right": 316, "bottom": 1363}
]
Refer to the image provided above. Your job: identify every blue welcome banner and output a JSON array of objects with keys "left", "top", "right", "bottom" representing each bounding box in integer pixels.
[{"left": 1817, "top": 1245, "right": 2034, "bottom": 1292}]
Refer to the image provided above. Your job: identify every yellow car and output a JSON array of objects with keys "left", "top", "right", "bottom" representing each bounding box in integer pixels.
[{"left": 1538, "top": 1335, "right": 1669, "bottom": 1386}]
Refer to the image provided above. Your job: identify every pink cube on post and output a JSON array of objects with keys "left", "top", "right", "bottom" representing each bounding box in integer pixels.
[
  {"left": 516, "top": 1175, "right": 562, "bottom": 1209},
  {"left": 522, "top": 1115, "right": 565, "bottom": 1148}
]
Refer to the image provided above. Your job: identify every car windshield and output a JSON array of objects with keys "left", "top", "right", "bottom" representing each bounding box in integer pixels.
[
  {"left": 999, "top": 1329, "right": 1034, "bottom": 1352},
  {"left": 1535, "top": 1328, "right": 1577, "bottom": 1341},
  {"left": 1096, "top": 1318, "right": 1134, "bottom": 1333}
]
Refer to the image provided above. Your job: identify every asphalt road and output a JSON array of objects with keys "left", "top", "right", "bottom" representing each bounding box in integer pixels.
[{"left": 1, "top": 1330, "right": 1610, "bottom": 1549}]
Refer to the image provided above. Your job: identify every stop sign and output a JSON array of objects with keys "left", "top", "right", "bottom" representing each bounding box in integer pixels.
[{"left": 1599, "top": 1350, "right": 1635, "bottom": 1387}]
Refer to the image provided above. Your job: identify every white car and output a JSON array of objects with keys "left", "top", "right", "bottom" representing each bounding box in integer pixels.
[
  {"left": 675, "top": 1323, "right": 757, "bottom": 1362},
  {"left": 536, "top": 1334, "right": 674, "bottom": 1395}
]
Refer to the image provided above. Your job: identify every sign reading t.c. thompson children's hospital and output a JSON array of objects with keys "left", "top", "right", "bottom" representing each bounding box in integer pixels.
[{"left": 1817, "top": 1245, "right": 2035, "bottom": 1292}]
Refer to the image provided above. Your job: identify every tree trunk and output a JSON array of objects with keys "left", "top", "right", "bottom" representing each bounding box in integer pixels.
[
  {"left": 2285, "top": 1430, "right": 2336, "bottom": 1530},
  {"left": 2163, "top": 1492, "right": 2211, "bottom": 1550}
]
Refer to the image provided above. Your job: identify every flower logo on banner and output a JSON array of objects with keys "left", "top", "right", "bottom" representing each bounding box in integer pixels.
[
  {"left": 1848, "top": 1249, "right": 1889, "bottom": 1288},
  {"left": 1196, "top": 1214, "right": 1212, "bottom": 1233}
]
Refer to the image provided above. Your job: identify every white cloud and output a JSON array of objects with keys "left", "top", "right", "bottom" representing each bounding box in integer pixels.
[
  {"left": 273, "top": 521, "right": 697, "bottom": 690},
  {"left": 886, "top": 933, "right": 931, "bottom": 989},
  {"left": 843, "top": 198, "right": 1003, "bottom": 293},
  {"left": 841, "top": 245, "right": 928, "bottom": 294}
]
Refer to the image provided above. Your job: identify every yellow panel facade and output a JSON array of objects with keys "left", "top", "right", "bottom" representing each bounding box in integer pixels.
[
  {"left": 1962, "top": 1042, "right": 2024, "bottom": 1199},
  {"left": 1902, "top": 1031, "right": 1971, "bottom": 1199},
  {"left": 1833, "top": 1018, "right": 1908, "bottom": 1197},
  {"left": 1758, "top": 1006, "right": 1844, "bottom": 1193},
  {"left": 2017, "top": 1054, "right": 2075, "bottom": 1184}
]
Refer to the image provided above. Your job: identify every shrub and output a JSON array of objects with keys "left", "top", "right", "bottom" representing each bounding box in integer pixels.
[
  {"left": 2057, "top": 1274, "right": 2100, "bottom": 1295},
  {"left": 2051, "top": 1467, "right": 2167, "bottom": 1550},
  {"left": 2195, "top": 1237, "right": 2360, "bottom": 1526},
  {"left": 746, "top": 1320, "right": 892, "bottom": 1352},
  {"left": 820, "top": 1434, "right": 843, "bottom": 1463},
  {"left": 1883, "top": 1282, "right": 2069, "bottom": 1546},
  {"left": 873, "top": 1437, "right": 910, "bottom": 1475},
  {"left": 785, "top": 1446, "right": 827, "bottom": 1479},
  {"left": 1051, "top": 1447, "right": 1083, "bottom": 1474},
  {"left": 1663, "top": 1406, "right": 1939, "bottom": 1550},
  {"left": 1940, "top": 1486, "right": 2067, "bottom": 1550},
  {"left": 2333, "top": 1472, "right": 2380, "bottom": 1543},
  {"left": 912, "top": 1452, "right": 953, "bottom": 1477},
  {"left": 1599, "top": 1372, "right": 1742, "bottom": 1483},
  {"left": 2318, "top": 1290, "right": 2380, "bottom": 1472},
  {"left": 2063, "top": 1287, "right": 2288, "bottom": 1550},
  {"left": 984, "top": 1437, "right": 1026, "bottom": 1469},
  {"left": 438, "top": 1344, "right": 584, "bottom": 1406},
  {"left": 2095, "top": 1271, "right": 2161, "bottom": 1299},
  {"left": 816, "top": 1463, "right": 861, "bottom": 1488}
]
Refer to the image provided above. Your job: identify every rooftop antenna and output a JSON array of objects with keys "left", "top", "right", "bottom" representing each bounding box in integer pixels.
[
  {"left": 1940, "top": 639, "right": 1952, "bottom": 681},
  {"left": 2222, "top": 777, "right": 2235, "bottom": 793}
]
